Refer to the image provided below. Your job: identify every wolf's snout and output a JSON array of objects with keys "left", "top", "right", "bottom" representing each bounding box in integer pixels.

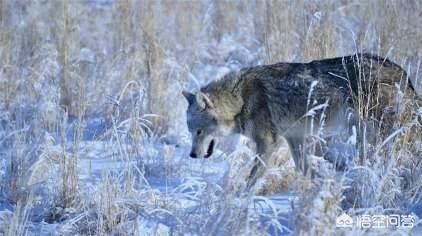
[
  {"left": 189, "top": 152, "right": 198, "bottom": 158},
  {"left": 204, "top": 139, "right": 215, "bottom": 158}
]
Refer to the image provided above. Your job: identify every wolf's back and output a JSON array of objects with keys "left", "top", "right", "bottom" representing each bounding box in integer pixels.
[{"left": 307, "top": 53, "right": 411, "bottom": 95}]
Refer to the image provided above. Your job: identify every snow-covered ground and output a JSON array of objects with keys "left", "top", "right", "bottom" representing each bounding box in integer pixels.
[{"left": 3, "top": 132, "right": 297, "bottom": 235}]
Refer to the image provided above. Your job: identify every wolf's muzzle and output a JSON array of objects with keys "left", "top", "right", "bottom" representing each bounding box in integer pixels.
[
  {"left": 204, "top": 139, "right": 215, "bottom": 158},
  {"left": 189, "top": 152, "right": 198, "bottom": 158}
]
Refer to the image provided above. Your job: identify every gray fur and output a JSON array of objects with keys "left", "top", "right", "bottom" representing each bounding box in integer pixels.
[{"left": 183, "top": 53, "right": 417, "bottom": 188}]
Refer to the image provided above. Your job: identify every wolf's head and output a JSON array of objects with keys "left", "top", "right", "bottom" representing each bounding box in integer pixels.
[{"left": 183, "top": 91, "right": 236, "bottom": 158}]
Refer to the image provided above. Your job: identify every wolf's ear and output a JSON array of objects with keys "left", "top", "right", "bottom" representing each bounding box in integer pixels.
[
  {"left": 182, "top": 91, "right": 195, "bottom": 105},
  {"left": 196, "top": 92, "right": 214, "bottom": 111}
]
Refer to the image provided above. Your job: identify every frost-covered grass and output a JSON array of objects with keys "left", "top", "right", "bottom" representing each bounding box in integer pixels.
[{"left": 0, "top": 0, "right": 421, "bottom": 235}]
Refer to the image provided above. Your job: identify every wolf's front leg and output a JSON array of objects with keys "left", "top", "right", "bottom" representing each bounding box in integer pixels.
[
  {"left": 246, "top": 135, "right": 287, "bottom": 190},
  {"left": 286, "top": 137, "right": 310, "bottom": 176}
]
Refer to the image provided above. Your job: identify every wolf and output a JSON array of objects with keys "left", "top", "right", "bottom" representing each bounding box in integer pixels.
[{"left": 183, "top": 53, "right": 418, "bottom": 188}]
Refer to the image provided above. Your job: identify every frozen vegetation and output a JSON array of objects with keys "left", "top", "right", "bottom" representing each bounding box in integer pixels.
[{"left": 0, "top": 0, "right": 421, "bottom": 235}]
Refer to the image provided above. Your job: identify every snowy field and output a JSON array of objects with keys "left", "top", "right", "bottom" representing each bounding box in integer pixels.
[{"left": 0, "top": 0, "right": 421, "bottom": 235}]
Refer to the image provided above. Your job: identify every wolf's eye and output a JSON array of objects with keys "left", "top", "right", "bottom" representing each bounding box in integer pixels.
[{"left": 196, "top": 129, "right": 203, "bottom": 136}]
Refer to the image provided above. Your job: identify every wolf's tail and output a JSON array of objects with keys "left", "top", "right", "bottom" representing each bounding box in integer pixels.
[{"left": 359, "top": 53, "right": 421, "bottom": 95}]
